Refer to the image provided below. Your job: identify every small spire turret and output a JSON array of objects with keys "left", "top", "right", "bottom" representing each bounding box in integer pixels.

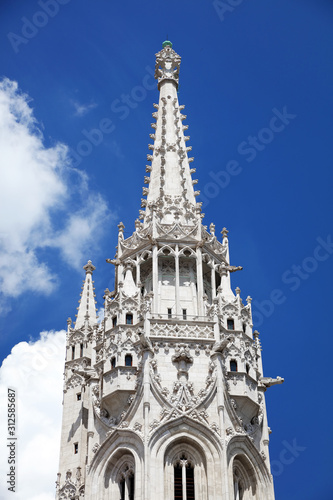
[{"left": 74, "top": 260, "right": 97, "bottom": 330}]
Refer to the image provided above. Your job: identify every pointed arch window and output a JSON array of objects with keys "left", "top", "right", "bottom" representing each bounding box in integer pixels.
[
  {"left": 234, "top": 474, "right": 244, "bottom": 500},
  {"left": 173, "top": 454, "right": 195, "bottom": 500},
  {"left": 120, "top": 478, "right": 125, "bottom": 500},
  {"left": 233, "top": 455, "right": 257, "bottom": 500},
  {"left": 118, "top": 464, "right": 135, "bottom": 500}
]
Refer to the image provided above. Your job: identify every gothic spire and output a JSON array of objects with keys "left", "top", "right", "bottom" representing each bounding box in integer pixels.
[
  {"left": 74, "top": 260, "right": 97, "bottom": 329},
  {"left": 141, "top": 41, "right": 200, "bottom": 227}
]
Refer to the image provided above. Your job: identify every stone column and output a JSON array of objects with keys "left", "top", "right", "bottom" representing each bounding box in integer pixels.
[
  {"left": 143, "top": 348, "right": 152, "bottom": 500},
  {"left": 136, "top": 258, "right": 141, "bottom": 286},
  {"left": 211, "top": 262, "right": 216, "bottom": 300},
  {"left": 181, "top": 459, "right": 187, "bottom": 500},
  {"left": 196, "top": 246, "right": 204, "bottom": 317},
  {"left": 175, "top": 245, "right": 180, "bottom": 317},
  {"left": 211, "top": 352, "right": 230, "bottom": 500},
  {"left": 152, "top": 244, "right": 158, "bottom": 315}
]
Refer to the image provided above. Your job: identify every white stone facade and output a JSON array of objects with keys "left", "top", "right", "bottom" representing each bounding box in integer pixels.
[{"left": 56, "top": 42, "right": 283, "bottom": 500}]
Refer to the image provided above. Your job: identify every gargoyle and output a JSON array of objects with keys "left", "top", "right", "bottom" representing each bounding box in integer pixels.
[
  {"left": 137, "top": 330, "right": 153, "bottom": 351},
  {"left": 227, "top": 265, "right": 243, "bottom": 273},
  {"left": 106, "top": 258, "right": 121, "bottom": 265},
  {"left": 71, "top": 367, "right": 98, "bottom": 381},
  {"left": 260, "top": 376, "right": 284, "bottom": 388},
  {"left": 212, "top": 337, "right": 232, "bottom": 353}
]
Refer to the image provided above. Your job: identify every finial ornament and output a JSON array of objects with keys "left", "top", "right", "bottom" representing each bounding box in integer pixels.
[
  {"left": 155, "top": 42, "right": 181, "bottom": 90},
  {"left": 83, "top": 260, "right": 96, "bottom": 275}
]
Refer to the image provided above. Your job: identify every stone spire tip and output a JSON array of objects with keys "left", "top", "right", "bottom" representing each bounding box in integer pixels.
[{"left": 83, "top": 260, "right": 96, "bottom": 275}]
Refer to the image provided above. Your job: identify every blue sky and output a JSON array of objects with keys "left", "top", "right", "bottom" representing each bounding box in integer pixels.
[{"left": 0, "top": 1, "right": 332, "bottom": 499}]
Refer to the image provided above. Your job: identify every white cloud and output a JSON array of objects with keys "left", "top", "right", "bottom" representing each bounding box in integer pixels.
[
  {"left": 0, "top": 78, "right": 111, "bottom": 308},
  {"left": 47, "top": 193, "right": 109, "bottom": 270},
  {"left": 97, "top": 306, "right": 104, "bottom": 322},
  {"left": 0, "top": 330, "right": 66, "bottom": 500},
  {"left": 71, "top": 99, "right": 97, "bottom": 117}
]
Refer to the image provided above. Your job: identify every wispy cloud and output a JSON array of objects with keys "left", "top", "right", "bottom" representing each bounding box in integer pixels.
[
  {"left": 0, "top": 78, "right": 111, "bottom": 312},
  {"left": 71, "top": 99, "right": 97, "bottom": 117}
]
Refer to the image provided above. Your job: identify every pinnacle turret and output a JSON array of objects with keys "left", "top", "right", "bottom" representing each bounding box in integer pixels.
[{"left": 74, "top": 260, "right": 97, "bottom": 329}]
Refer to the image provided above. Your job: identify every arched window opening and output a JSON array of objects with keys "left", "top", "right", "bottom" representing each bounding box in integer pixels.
[
  {"left": 125, "top": 354, "right": 133, "bottom": 367},
  {"left": 111, "top": 357, "right": 116, "bottom": 369},
  {"left": 174, "top": 464, "right": 182, "bottom": 499},
  {"left": 112, "top": 316, "right": 117, "bottom": 328},
  {"left": 242, "top": 322, "right": 246, "bottom": 333},
  {"left": 119, "top": 465, "right": 135, "bottom": 500},
  {"left": 227, "top": 318, "right": 235, "bottom": 330},
  {"left": 233, "top": 468, "right": 244, "bottom": 500},
  {"left": 186, "top": 464, "right": 195, "bottom": 500},
  {"left": 126, "top": 313, "right": 133, "bottom": 325},
  {"left": 233, "top": 455, "right": 257, "bottom": 500},
  {"left": 120, "top": 478, "right": 125, "bottom": 500},
  {"left": 173, "top": 454, "right": 195, "bottom": 500},
  {"left": 246, "top": 363, "right": 250, "bottom": 375},
  {"left": 164, "top": 440, "right": 207, "bottom": 500},
  {"left": 230, "top": 359, "right": 238, "bottom": 372},
  {"left": 129, "top": 473, "right": 135, "bottom": 500}
]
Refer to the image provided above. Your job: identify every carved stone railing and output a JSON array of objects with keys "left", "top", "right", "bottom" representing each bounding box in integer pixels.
[
  {"left": 104, "top": 324, "right": 143, "bottom": 342},
  {"left": 150, "top": 318, "right": 215, "bottom": 340}
]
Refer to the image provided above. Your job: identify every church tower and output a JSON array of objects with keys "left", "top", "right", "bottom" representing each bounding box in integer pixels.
[{"left": 56, "top": 42, "right": 283, "bottom": 500}]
